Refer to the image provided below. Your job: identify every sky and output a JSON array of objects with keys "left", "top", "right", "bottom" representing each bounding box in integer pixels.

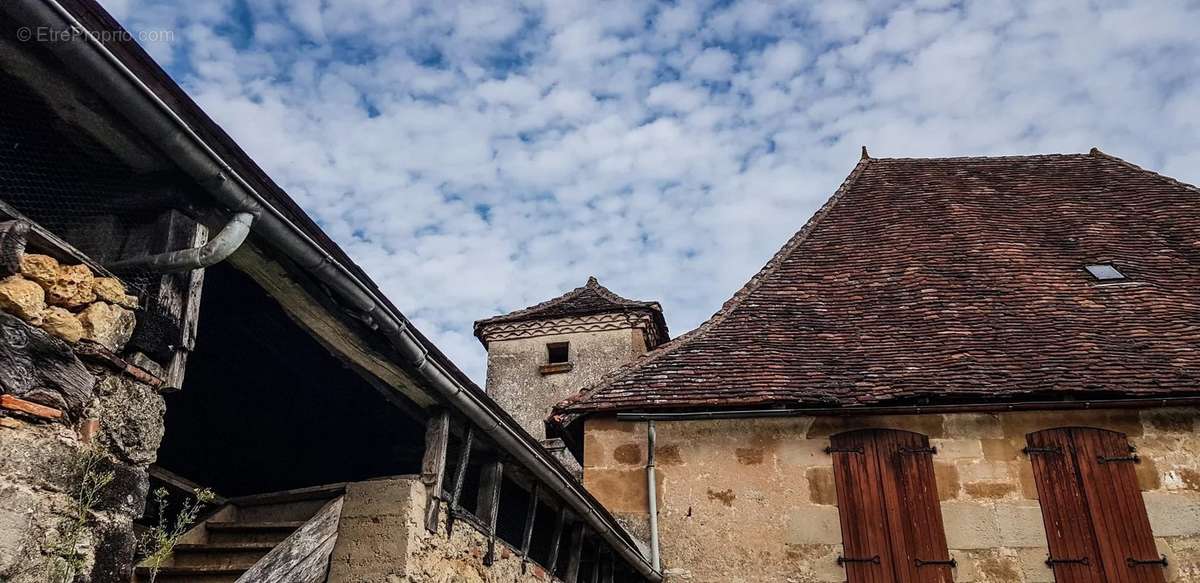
[{"left": 101, "top": 0, "right": 1200, "bottom": 382}]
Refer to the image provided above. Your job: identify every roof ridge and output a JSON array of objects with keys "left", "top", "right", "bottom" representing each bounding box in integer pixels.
[
  {"left": 1087, "top": 147, "right": 1200, "bottom": 196},
  {"left": 473, "top": 276, "right": 664, "bottom": 340},
  {"left": 552, "top": 156, "right": 875, "bottom": 419},
  {"left": 871, "top": 152, "right": 1088, "bottom": 162}
]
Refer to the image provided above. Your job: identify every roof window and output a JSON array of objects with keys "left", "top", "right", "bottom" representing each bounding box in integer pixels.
[{"left": 1085, "top": 263, "right": 1126, "bottom": 282}]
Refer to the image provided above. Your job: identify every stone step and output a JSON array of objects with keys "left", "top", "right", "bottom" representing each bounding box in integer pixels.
[
  {"left": 134, "top": 565, "right": 243, "bottom": 583},
  {"left": 229, "top": 483, "right": 346, "bottom": 522},
  {"left": 170, "top": 542, "right": 277, "bottom": 569},
  {"left": 204, "top": 521, "right": 303, "bottom": 544}
]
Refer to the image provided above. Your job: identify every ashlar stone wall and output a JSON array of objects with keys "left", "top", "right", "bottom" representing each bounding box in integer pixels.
[
  {"left": 582, "top": 407, "right": 1200, "bottom": 583},
  {"left": 327, "top": 476, "right": 557, "bottom": 583}
]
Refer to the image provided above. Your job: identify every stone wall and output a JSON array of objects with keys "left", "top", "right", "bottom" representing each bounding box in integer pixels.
[
  {"left": 582, "top": 407, "right": 1200, "bottom": 583},
  {"left": 327, "top": 476, "right": 557, "bottom": 583},
  {"left": 484, "top": 326, "right": 647, "bottom": 442}
]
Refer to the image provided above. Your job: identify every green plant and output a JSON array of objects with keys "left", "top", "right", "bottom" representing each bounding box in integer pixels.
[
  {"left": 48, "top": 445, "right": 115, "bottom": 583},
  {"left": 137, "top": 487, "right": 215, "bottom": 583}
]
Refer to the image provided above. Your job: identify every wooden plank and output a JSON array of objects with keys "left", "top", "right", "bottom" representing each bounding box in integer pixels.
[
  {"left": 877, "top": 430, "right": 953, "bottom": 583},
  {"left": 446, "top": 425, "right": 474, "bottom": 535},
  {"left": 547, "top": 510, "right": 568, "bottom": 577},
  {"left": 227, "top": 483, "right": 346, "bottom": 507},
  {"left": 0, "top": 199, "right": 119, "bottom": 279},
  {"left": 479, "top": 459, "right": 504, "bottom": 566},
  {"left": 0, "top": 394, "right": 63, "bottom": 420},
  {"left": 564, "top": 523, "right": 585, "bottom": 583},
  {"left": 1026, "top": 428, "right": 1107, "bottom": 583},
  {"left": 520, "top": 482, "right": 540, "bottom": 564},
  {"left": 147, "top": 465, "right": 227, "bottom": 504},
  {"left": 0, "top": 220, "right": 29, "bottom": 275},
  {"left": 0, "top": 312, "right": 95, "bottom": 416},
  {"left": 829, "top": 430, "right": 895, "bottom": 583},
  {"left": 235, "top": 496, "right": 343, "bottom": 583},
  {"left": 422, "top": 410, "right": 450, "bottom": 532}
]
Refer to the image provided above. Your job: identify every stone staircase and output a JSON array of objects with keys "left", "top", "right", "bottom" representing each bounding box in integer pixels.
[{"left": 133, "top": 483, "right": 345, "bottom": 583}]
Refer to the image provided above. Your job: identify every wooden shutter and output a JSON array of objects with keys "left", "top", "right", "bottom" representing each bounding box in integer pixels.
[
  {"left": 1027, "top": 428, "right": 1166, "bottom": 583},
  {"left": 830, "top": 429, "right": 952, "bottom": 583}
]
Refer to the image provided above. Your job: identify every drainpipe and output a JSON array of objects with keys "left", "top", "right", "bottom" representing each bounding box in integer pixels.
[
  {"left": 107, "top": 212, "right": 254, "bottom": 272},
  {"left": 647, "top": 420, "right": 661, "bottom": 572},
  {"left": 3, "top": 1, "right": 661, "bottom": 579}
]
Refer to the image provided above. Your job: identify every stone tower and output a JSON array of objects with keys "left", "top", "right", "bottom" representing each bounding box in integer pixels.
[{"left": 474, "top": 277, "right": 669, "bottom": 468}]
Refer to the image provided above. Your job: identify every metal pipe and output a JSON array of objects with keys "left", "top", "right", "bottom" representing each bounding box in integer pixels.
[
  {"left": 614, "top": 397, "right": 1200, "bottom": 422},
  {"left": 2, "top": 1, "right": 661, "bottom": 579},
  {"left": 646, "top": 420, "right": 660, "bottom": 572},
  {"left": 107, "top": 212, "right": 254, "bottom": 272}
]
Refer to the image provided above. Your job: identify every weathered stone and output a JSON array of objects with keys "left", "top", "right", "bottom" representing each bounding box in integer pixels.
[
  {"left": 78, "top": 302, "right": 135, "bottom": 352},
  {"left": 94, "top": 372, "right": 164, "bottom": 466},
  {"left": 964, "top": 481, "right": 1017, "bottom": 499},
  {"left": 90, "top": 277, "right": 137, "bottom": 309},
  {"left": 34, "top": 306, "right": 83, "bottom": 343},
  {"left": 806, "top": 466, "right": 838, "bottom": 505},
  {"left": 936, "top": 461, "right": 961, "bottom": 500},
  {"left": 18, "top": 253, "right": 58, "bottom": 287},
  {"left": 785, "top": 505, "right": 842, "bottom": 544},
  {"left": 932, "top": 438, "right": 984, "bottom": 459},
  {"left": 0, "top": 312, "right": 95, "bottom": 415},
  {"left": 1144, "top": 492, "right": 1200, "bottom": 536},
  {"left": 995, "top": 501, "right": 1047, "bottom": 546},
  {"left": 981, "top": 438, "right": 1021, "bottom": 461},
  {"left": 1016, "top": 547, "right": 1057, "bottom": 583},
  {"left": 0, "top": 275, "right": 45, "bottom": 321},
  {"left": 941, "top": 502, "right": 1000, "bottom": 549},
  {"left": 42, "top": 263, "right": 96, "bottom": 309}
]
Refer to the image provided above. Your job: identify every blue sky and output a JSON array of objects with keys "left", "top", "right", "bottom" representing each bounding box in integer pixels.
[{"left": 103, "top": 0, "right": 1200, "bottom": 382}]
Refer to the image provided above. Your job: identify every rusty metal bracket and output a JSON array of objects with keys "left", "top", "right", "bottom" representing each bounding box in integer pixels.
[
  {"left": 1022, "top": 446, "right": 1062, "bottom": 456},
  {"left": 1098, "top": 454, "right": 1140, "bottom": 464},
  {"left": 824, "top": 446, "right": 864, "bottom": 454},
  {"left": 837, "top": 555, "right": 881, "bottom": 566},
  {"left": 915, "top": 558, "right": 957, "bottom": 568},
  {"left": 1127, "top": 556, "right": 1168, "bottom": 568},
  {"left": 1046, "top": 556, "right": 1089, "bottom": 567}
]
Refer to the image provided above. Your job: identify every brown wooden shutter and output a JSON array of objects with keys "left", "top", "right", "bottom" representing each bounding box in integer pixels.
[
  {"left": 830, "top": 429, "right": 952, "bottom": 583},
  {"left": 1026, "top": 428, "right": 1166, "bottom": 583}
]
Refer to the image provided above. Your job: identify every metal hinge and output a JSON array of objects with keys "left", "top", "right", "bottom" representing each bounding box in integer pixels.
[
  {"left": 1046, "top": 556, "right": 1089, "bottom": 567},
  {"left": 915, "top": 558, "right": 957, "bottom": 568},
  {"left": 1022, "top": 446, "right": 1063, "bottom": 456},
  {"left": 1098, "top": 454, "right": 1140, "bottom": 464},
  {"left": 899, "top": 446, "right": 938, "bottom": 455},
  {"left": 824, "top": 446, "right": 864, "bottom": 454},
  {"left": 1127, "top": 556, "right": 1168, "bottom": 568},
  {"left": 837, "top": 555, "right": 880, "bottom": 566}
]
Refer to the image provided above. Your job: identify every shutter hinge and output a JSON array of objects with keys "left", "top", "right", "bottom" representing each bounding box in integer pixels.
[
  {"left": 837, "top": 555, "right": 880, "bottom": 566},
  {"left": 1046, "top": 556, "right": 1089, "bottom": 567},
  {"left": 1127, "top": 556, "right": 1168, "bottom": 568},
  {"left": 824, "top": 446, "right": 864, "bottom": 454},
  {"left": 899, "top": 446, "right": 938, "bottom": 455},
  {"left": 915, "top": 558, "right": 957, "bottom": 568},
  {"left": 1022, "top": 446, "right": 1063, "bottom": 456},
  {"left": 1097, "top": 454, "right": 1140, "bottom": 464}
]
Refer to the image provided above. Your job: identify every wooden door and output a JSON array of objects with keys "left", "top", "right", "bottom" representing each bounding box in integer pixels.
[
  {"left": 830, "top": 429, "right": 954, "bottom": 583},
  {"left": 1026, "top": 427, "right": 1166, "bottom": 583}
]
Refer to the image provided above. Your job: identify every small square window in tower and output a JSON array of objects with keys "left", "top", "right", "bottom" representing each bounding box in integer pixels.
[{"left": 547, "top": 342, "right": 570, "bottom": 364}]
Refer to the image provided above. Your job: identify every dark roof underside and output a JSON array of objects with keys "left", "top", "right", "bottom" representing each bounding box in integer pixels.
[{"left": 555, "top": 152, "right": 1200, "bottom": 423}]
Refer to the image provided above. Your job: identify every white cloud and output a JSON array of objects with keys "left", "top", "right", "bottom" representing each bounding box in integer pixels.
[{"left": 105, "top": 0, "right": 1200, "bottom": 383}]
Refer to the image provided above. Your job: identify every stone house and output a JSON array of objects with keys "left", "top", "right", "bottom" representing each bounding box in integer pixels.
[
  {"left": 477, "top": 153, "right": 1200, "bottom": 582},
  {"left": 0, "top": 1, "right": 658, "bottom": 582}
]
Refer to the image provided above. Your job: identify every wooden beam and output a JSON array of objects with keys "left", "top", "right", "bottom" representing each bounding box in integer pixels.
[
  {"left": 421, "top": 410, "right": 450, "bottom": 533},
  {"left": 590, "top": 545, "right": 602, "bottom": 583},
  {"left": 564, "top": 523, "right": 585, "bottom": 583},
  {"left": 547, "top": 510, "right": 568, "bottom": 576},
  {"left": 446, "top": 425, "right": 474, "bottom": 536},
  {"left": 234, "top": 496, "right": 344, "bottom": 583},
  {"left": 0, "top": 220, "right": 29, "bottom": 276},
  {"left": 519, "top": 481, "right": 540, "bottom": 571},
  {"left": 602, "top": 548, "right": 614, "bottom": 583},
  {"left": 479, "top": 459, "right": 504, "bottom": 566},
  {"left": 0, "top": 200, "right": 120, "bottom": 279}
]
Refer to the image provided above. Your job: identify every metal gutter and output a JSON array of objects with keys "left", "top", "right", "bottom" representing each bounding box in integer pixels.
[
  {"left": 3, "top": 1, "right": 660, "bottom": 579},
  {"left": 614, "top": 397, "right": 1200, "bottom": 422},
  {"left": 646, "top": 421, "right": 660, "bottom": 572},
  {"left": 108, "top": 211, "right": 254, "bottom": 272}
]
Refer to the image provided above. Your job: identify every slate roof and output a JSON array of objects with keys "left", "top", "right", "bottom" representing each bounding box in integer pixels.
[
  {"left": 553, "top": 150, "right": 1200, "bottom": 426},
  {"left": 474, "top": 277, "right": 669, "bottom": 345}
]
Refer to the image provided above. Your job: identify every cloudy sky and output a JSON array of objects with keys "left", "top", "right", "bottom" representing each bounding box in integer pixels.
[{"left": 102, "top": 0, "right": 1200, "bottom": 382}]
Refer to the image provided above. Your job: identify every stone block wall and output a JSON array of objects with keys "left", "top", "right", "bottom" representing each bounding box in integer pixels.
[
  {"left": 582, "top": 407, "right": 1200, "bottom": 583},
  {"left": 327, "top": 476, "right": 557, "bottom": 583}
]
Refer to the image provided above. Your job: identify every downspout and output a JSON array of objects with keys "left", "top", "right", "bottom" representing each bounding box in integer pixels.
[
  {"left": 107, "top": 212, "right": 254, "bottom": 272},
  {"left": 647, "top": 420, "right": 661, "bottom": 572},
  {"left": 3, "top": 1, "right": 661, "bottom": 579}
]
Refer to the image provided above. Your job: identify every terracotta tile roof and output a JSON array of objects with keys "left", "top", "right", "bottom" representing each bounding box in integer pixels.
[
  {"left": 553, "top": 150, "right": 1200, "bottom": 425},
  {"left": 474, "top": 277, "right": 669, "bottom": 344}
]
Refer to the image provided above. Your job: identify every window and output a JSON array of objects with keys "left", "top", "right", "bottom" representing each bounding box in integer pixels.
[
  {"left": 1085, "top": 263, "right": 1126, "bottom": 282},
  {"left": 828, "top": 429, "right": 953, "bottom": 583},
  {"left": 547, "top": 342, "right": 570, "bottom": 364},
  {"left": 1025, "top": 428, "right": 1165, "bottom": 583}
]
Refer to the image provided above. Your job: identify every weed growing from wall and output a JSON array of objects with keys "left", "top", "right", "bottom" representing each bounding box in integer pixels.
[
  {"left": 136, "top": 487, "right": 215, "bottom": 583},
  {"left": 47, "top": 445, "right": 114, "bottom": 583}
]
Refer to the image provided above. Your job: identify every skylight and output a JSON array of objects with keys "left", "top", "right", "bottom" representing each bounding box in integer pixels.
[{"left": 1085, "top": 263, "right": 1126, "bottom": 282}]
